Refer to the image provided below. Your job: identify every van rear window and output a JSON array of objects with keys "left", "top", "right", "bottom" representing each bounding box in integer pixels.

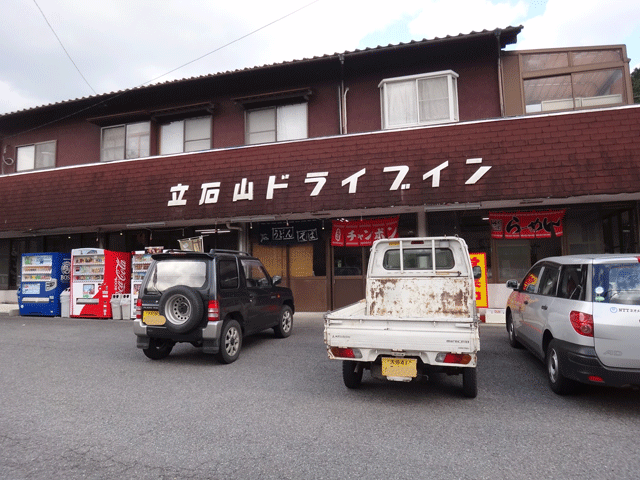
[
  {"left": 383, "top": 248, "right": 454, "bottom": 270},
  {"left": 593, "top": 263, "right": 640, "bottom": 304}
]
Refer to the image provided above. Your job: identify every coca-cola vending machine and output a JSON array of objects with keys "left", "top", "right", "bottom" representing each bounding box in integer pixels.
[{"left": 70, "top": 248, "right": 131, "bottom": 318}]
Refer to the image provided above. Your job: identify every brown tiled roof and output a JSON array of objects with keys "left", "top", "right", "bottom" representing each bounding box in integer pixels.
[{"left": 0, "top": 27, "right": 522, "bottom": 119}]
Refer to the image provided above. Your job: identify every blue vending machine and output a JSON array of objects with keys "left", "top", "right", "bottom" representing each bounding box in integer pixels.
[{"left": 18, "top": 253, "right": 71, "bottom": 316}]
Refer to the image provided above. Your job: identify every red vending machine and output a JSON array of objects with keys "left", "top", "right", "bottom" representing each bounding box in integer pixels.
[{"left": 70, "top": 248, "right": 131, "bottom": 318}]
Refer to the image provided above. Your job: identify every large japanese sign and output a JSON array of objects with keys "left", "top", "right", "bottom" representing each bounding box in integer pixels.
[
  {"left": 470, "top": 253, "right": 488, "bottom": 308},
  {"left": 259, "top": 220, "right": 321, "bottom": 245},
  {"left": 331, "top": 217, "right": 399, "bottom": 247},
  {"left": 166, "top": 158, "right": 492, "bottom": 210},
  {"left": 489, "top": 210, "right": 565, "bottom": 239}
]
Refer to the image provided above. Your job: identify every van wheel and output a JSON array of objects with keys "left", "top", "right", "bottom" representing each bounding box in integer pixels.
[
  {"left": 342, "top": 360, "right": 363, "bottom": 389},
  {"left": 215, "top": 320, "right": 242, "bottom": 364},
  {"left": 159, "top": 286, "right": 204, "bottom": 334},
  {"left": 507, "top": 312, "right": 523, "bottom": 348},
  {"left": 546, "top": 340, "right": 576, "bottom": 395},
  {"left": 274, "top": 306, "right": 293, "bottom": 338},
  {"left": 143, "top": 338, "right": 174, "bottom": 360},
  {"left": 462, "top": 368, "right": 478, "bottom": 398}
]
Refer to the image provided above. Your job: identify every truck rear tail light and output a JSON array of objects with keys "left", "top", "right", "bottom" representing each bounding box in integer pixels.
[
  {"left": 135, "top": 298, "right": 142, "bottom": 320},
  {"left": 208, "top": 300, "right": 220, "bottom": 322},
  {"left": 329, "top": 347, "right": 362, "bottom": 359},
  {"left": 436, "top": 353, "right": 472, "bottom": 364},
  {"left": 570, "top": 311, "right": 594, "bottom": 337}
]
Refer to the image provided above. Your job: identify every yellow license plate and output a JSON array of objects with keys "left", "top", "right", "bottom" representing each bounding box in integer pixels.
[
  {"left": 382, "top": 357, "right": 417, "bottom": 378},
  {"left": 143, "top": 310, "right": 166, "bottom": 326}
]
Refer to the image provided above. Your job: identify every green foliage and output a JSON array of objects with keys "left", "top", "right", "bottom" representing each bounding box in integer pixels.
[{"left": 632, "top": 67, "right": 640, "bottom": 104}]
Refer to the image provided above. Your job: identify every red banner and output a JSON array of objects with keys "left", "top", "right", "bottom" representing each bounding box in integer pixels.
[
  {"left": 489, "top": 210, "right": 565, "bottom": 239},
  {"left": 331, "top": 216, "right": 399, "bottom": 246}
]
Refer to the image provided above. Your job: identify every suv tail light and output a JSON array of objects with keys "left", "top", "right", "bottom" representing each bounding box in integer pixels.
[
  {"left": 135, "top": 298, "right": 142, "bottom": 320},
  {"left": 570, "top": 311, "right": 594, "bottom": 337},
  {"left": 208, "top": 300, "right": 220, "bottom": 322}
]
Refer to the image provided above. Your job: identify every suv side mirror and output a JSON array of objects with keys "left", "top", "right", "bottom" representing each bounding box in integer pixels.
[
  {"left": 506, "top": 279, "right": 519, "bottom": 290},
  {"left": 472, "top": 266, "right": 482, "bottom": 279},
  {"left": 272, "top": 275, "right": 282, "bottom": 286}
]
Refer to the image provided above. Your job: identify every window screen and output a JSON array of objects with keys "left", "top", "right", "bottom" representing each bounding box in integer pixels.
[{"left": 383, "top": 248, "right": 454, "bottom": 270}]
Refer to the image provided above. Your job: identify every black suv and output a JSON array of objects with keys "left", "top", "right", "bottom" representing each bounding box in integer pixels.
[{"left": 133, "top": 249, "right": 294, "bottom": 363}]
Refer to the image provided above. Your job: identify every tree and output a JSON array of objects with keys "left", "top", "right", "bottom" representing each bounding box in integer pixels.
[{"left": 632, "top": 67, "right": 640, "bottom": 104}]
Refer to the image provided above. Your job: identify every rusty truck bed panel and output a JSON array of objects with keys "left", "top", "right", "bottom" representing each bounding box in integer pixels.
[{"left": 366, "top": 276, "right": 475, "bottom": 319}]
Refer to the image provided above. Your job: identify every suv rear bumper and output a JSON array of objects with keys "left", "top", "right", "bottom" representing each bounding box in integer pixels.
[
  {"left": 133, "top": 319, "right": 223, "bottom": 353},
  {"left": 555, "top": 339, "right": 640, "bottom": 388}
]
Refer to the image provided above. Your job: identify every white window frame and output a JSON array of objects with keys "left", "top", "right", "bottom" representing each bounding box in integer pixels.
[
  {"left": 160, "top": 116, "right": 212, "bottom": 155},
  {"left": 245, "top": 103, "right": 308, "bottom": 145},
  {"left": 16, "top": 141, "right": 56, "bottom": 171},
  {"left": 379, "top": 70, "right": 459, "bottom": 129},
  {"left": 100, "top": 121, "right": 150, "bottom": 161}
]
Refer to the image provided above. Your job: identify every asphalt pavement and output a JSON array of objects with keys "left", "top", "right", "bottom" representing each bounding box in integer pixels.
[{"left": 0, "top": 312, "right": 638, "bottom": 480}]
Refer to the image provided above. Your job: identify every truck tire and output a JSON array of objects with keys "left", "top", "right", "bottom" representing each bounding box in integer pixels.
[
  {"left": 342, "top": 360, "right": 363, "bottom": 389},
  {"left": 143, "top": 338, "right": 174, "bottom": 360},
  {"left": 462, "top": 367, "right": 478, "bottom": 398},
  {"left": 159, "top": 286, "right": 204, "bottom": 334},
  {"left": 273, "top": 305, "right": 293, "bottom": 338},
  {"left": 215, "top": 319, "right": 242, "bottom": 364}
]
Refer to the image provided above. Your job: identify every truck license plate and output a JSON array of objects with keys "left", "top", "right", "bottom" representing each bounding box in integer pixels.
[
  {"left": 382, "top": 357, "right": 417, "bottom": 378},
  {"left": 143, "top": 310, "right": 166, "bottom": 326}
]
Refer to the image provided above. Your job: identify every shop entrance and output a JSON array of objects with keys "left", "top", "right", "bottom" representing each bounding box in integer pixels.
[{"left": 331, "top": 246, "right": 370, "bottom": 309}]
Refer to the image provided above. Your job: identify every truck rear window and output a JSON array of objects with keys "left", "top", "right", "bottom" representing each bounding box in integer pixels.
[{"left": 383, "top": 248, "right": 454, "bottom": 270}]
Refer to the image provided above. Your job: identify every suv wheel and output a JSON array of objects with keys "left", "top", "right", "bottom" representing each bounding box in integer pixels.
[
  {"left": 215, "top": 319, "right": 242, "bottom": 364},
  {"left": 274, "top": 305, "right": 293, "bottom": 338},
  {"left": 143, "top": 338, "right": 174, "bottom": 360},
  {"left": 159, "top": 286, "right": 204, "bottom": 334},
  {"left": 546, "top": 339, "right": 577, "bottom": 395}
]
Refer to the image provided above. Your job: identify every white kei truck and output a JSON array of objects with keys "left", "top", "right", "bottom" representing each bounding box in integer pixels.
[{"left": 324, "top": 237, "right": 481, "bottom": 397}]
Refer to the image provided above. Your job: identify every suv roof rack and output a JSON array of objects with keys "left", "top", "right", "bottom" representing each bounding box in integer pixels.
[{"left": 208, "top": 249, "right": 251, "bottom": 256}]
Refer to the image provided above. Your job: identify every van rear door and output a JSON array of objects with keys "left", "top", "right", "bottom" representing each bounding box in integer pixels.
[{"left": 591, "top": 260, "right": 640, "bottom": 369}]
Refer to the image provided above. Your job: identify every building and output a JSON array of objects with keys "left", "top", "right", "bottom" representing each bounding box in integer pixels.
[{"left": 1, "top": 26, "right": 639, "bottom": 312}]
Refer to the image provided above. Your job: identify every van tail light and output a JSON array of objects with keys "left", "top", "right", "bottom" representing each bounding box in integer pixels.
[
  {"left": 570, "top": 311, "right": 594, "bottom": 337},
  {"left": 208, "top": 300, "right": 220, "bottom": 322},
  {"left": 135, "top": 298, "right": 142, "bottom": 320}
]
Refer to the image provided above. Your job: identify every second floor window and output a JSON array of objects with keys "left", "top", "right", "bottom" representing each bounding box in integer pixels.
[
  {"left": 246, "top": 103, "right": 308, "bottom": 145},
  {"left": 101, "top": 122, "right": 150, "bottom": 161},
  {"left": 160, "top": 116, "right": 211, "bottom": 154},
  {"left": 380, "top": 70, "right": 459, "bottom": 129},
  {"left": 16, "top": 141, "right": 56, "bottom": 171}
]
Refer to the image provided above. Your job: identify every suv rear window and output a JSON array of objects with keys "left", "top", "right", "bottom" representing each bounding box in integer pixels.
[
  {"left": 144, "top": 259, "right": 207, "bottom": 293},
  {"left": 383, "top": 248, "right": 454, "bottom": 270},
  {"left": 593, "top": 263, "right": 640, "bottom": 304}
]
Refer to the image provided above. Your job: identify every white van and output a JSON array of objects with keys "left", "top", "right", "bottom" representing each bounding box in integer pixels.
[{"left": 506, "top": 254, "right": 640, "bottom": 394}]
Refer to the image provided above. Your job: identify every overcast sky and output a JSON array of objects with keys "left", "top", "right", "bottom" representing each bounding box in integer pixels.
[{"left": 1, "top": 0, "right": 639, "bottom": 115}]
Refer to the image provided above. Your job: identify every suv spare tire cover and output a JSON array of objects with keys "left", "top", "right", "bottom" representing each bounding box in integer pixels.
[{"left": 159, "top": 285, "right": 205, "bottom": 334}]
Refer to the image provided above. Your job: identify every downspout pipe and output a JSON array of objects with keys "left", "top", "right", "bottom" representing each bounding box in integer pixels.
[
  {"left": 494, "top": 28, "right": 506, "bottom": 118},
  {"left": 339, "top": 54, "right": 349, "bottom": 134}
]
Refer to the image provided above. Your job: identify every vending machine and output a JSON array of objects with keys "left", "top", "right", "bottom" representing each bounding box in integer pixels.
[
  {"left": 130, "top": 249, "right": 155, "bottom": 319},
  {"left": 70, "top": 248, "right": 131, "bottom": 318},
  {"left": 18, "top": 253, "right": 71, "bottom": 316}
]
